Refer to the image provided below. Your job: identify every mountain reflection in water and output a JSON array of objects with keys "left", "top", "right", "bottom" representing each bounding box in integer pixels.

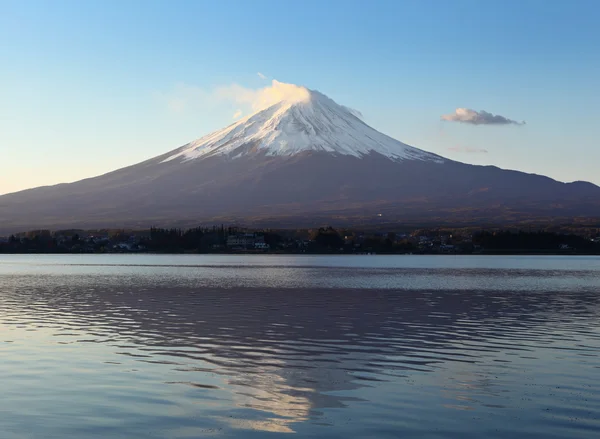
[{"left": 1, "top": 260, "right": 600, "bottom": 438}]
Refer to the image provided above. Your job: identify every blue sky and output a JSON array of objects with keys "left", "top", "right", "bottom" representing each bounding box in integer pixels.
[{"left": 1, "top": 0, "right": 599, "bottom": 194}]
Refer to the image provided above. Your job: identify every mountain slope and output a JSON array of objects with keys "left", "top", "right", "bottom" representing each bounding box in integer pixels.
[
  {"left": 1, "top": 83, "right": 599, "bottom": 233},
  {"left": 163, "top": 85, "right": 443, "bottom": 162}
]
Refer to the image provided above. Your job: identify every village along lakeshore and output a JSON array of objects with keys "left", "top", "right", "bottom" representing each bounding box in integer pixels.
[{"left": 1, "top": 225, "right": 599, "bottom": 255}]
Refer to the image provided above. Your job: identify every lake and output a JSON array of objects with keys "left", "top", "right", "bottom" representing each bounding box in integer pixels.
[{"left": 1, "top": 254, "right": 599, "bottom": 438}]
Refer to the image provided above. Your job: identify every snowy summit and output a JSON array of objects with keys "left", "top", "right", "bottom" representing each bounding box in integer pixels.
[{"left": 164, "top": 81, "right": 443, "bottom": 163}]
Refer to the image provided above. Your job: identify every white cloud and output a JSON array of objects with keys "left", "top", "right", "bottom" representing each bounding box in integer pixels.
[
  {"left": 448, "top": 145, "right": 489, "bottom": 154},
  {"left": 232, "top": 109, "right": 243, "bottom": 119},
  {"left": 442, "top": 108, "right": 525, "bottom": 125},
  {"left": 160, "top": 79, "right": 312, "bottom": 116},
  {"left": 156, "top": 83, "right": 212, "bottom": 114},
  {"left": 167, "top": 97, "right": 186, "bottom": 113},
  {"left": 341, "top": 105, "right": 363, "bottom": 120},
  {"left": 257, "top": 72, "right": 268, "bottom": 80},
  {"left": 215, "top": 80, "right": 311, "bottom": 111}
]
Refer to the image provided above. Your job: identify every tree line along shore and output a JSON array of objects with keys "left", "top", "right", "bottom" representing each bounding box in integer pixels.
[{"left": 1, "top": 225, "right": 599, "bottom": 255}]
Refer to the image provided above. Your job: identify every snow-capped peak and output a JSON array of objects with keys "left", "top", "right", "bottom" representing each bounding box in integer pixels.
[{"left": 162, "top": 82, "right": 444, "bottom": 163}]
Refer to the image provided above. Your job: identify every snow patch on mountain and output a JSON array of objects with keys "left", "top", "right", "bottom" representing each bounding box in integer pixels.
[{"left": 163, "top": 83, "right": 444, "bottom": 163}]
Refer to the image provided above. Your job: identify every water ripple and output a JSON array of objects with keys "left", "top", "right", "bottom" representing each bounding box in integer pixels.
[{"left": 0, "top": 255, "right": 599, "bottom": 438}]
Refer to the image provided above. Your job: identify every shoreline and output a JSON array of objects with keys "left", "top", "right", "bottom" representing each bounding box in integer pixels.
[{"left": 1, "top": 250, "right": 599, "bottom": 256}]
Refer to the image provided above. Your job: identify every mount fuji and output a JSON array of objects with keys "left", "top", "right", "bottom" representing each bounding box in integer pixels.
[{"left": 1, "top": 82, "right": 599, "bottom": 232}]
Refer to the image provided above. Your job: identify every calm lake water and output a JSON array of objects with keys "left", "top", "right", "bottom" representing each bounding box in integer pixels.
[{"left": 1, "top": 254, "right": 599, "bottom": 438}]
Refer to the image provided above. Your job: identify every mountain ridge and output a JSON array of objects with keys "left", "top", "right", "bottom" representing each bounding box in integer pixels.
[{"left": 1, "top": 83, "right": 599, "bottom": 233}]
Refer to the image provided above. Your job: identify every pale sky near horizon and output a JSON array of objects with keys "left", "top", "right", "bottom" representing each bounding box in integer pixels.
[{"left": 1, "top": 0, "right": 599, "bottom": 195}]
